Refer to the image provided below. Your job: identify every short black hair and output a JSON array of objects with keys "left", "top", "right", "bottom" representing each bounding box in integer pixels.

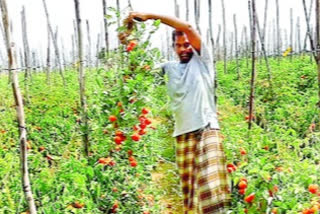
[{"left": 172, "top": 30, "right": 184, "bottom": 47}]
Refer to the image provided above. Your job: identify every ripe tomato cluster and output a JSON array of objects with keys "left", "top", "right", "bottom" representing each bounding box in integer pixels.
[
  {"left": 227, "top": 163, "right": 237, "bottom": 173},
  {"left": 126, "top": 40, "right": 138, "bottom": 52},
  {"left": 105, "top": 106, "right": 152, "bottom": 169},
  {"left": 238, "top": 177, "right": 248, "bottom": 195},
  {"left": 128, "top": 154, "right": 138, "bottom": 167},
  {"left": 98, "top": 157, "right": 115, "bottom": 166}
]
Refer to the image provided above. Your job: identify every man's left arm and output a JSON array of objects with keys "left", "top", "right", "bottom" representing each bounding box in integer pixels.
[{"left": 126, "top": 12, "right": 202, "bottom": 53}]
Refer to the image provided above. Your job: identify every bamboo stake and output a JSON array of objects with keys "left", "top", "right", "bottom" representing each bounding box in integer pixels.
[
  {"left": 302, "top": 0, "right": 317, "bottom": 61},
  {"left": 303, "top": 0, "right": 314, "bottom": 51},
  {"left": 316, "top": 0, "right": 320, "bottom": 109},
  {"left": 42, "top": 0, "right": 66, "bottom": 86},
  {"left": 267, "top": 21, "right": 272, "bottom": 55},
  {"left": 240, "top": 26, "right": 245, "bottom": 59},
  {"left": 208, "top": 0, "right": 215, "bottom": 58},
  {"left": 174, "top": 0, "right": 180, "bottom": 18},
  {"left": 21, "top": 6, "right": 30, "bottom": 103},
  {"left": 128, "top": 0, "right": 133, "bottom": 10},
  {"left": 262, "top": 0, "right": 269, "bottom": 41},
  {"left": 256, "top": 13, "right": 273, "bottom": 95},
  {"left": 221, "top": 0, "right": 227, "bottom": 73},
  {"left": 186, "top": 0, "right": 189, "bottom": 21},
  {"left": 248, "top": 0, "right": 257, "bottom": 130},
  {"left": 54, "top": 27, "right": 59, "bottom": 70},
  {"left": 297, "top": 17, "right": 302, "bottom": 55},
  {"left": 74, "top": 0, "right": 89, "bottom": 157},
  {"left": 46, "top": 25, "right": 51, "bottom": 84},
  {"left": 86, "top": 20, "right": 92, "bottom": 67},
  {"left": 215, "top": 25, "right": 221, "bottom": 61},
  {"left": 19, "top": 48, "right": 24, "bottom": 68},
  {"left": 166, "top": 28, "right": 170, "bottom": 60},
  {"left": 207, "top": 0, "right": 218, "bottom": 105},
  {"left": 275, "top": 0, "right": 281, "bottom": 64},
  {"left": 0, "top": 0, "right": 37, "bottom": 213},
  {"left": 61, "top": 38, "right": 67, "bottom": 68},
  {"left": 234, "top": 14, "right": 240, "bottom": 79},
  {"left": 95, "top": 33, "right": 101, "bottom": 68},
  {"left": 272, "top": 19, "right": 276, "bottom": 57},
  {"left": 116, "top": 0, "right": 120, "bottom": 47},
  {"left": 194, "top": 0, "right": 201, "bottom": 34},
  {"left": 244, "top": 26, "right": 249, "bottom": 68},
  {"left": 229, "top": 32, "right": 234, "bottom": 61},
  {"left": 290, "top": 8, "right": 293, "bottom": 60},
  {"left": 102, "top": 0, "right": 109, "bottom": 55}
]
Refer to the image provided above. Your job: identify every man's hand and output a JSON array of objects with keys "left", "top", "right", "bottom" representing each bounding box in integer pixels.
[{"left": 128, "top": 12, "right": 149, "bottom": 22}]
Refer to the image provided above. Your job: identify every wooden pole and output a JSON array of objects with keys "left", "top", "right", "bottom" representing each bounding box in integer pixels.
[
  {"left": 221, "top": 0, "right": 227, "bottom": 73},
  {"left": 208, "top": 0, "right": 218, "bottom": 105},
  {"left": 244, "top": 26, "right": 249, "bottom": 68},
  {"left": 74, "top": 0, "right": 89, "bottom": 157},
  {"left": 116, "top": 0, "right": 120, "bottom": 47},
  {"left": 234, "top": 14, "right": 240, "bottom": 79},
  {"left": 194, "top": 0, "right": 201, "bottom": 34},
  {"left": 174, "top": 0, "right": 180, "bottom": 18},
  {"left": 208, "top": 0, "right": 215, "bottom": 58},
  {"left": 272, "top": 19, "right": 276, "bottom": 57},
  {"left": 229, "top": 32, "right": 234, "bottom": 61},
  {"left": 316, "top": 0, "right": 320, "bottom": 109},
  {"left": 303, "top": 0, "right": 314, "bottom": 51},
  {"left": 275, "top": 0, "right": 281, "bottom": 64},
  {"left": 61, "top": 38, "right": 67, "bottom": 68},
  {"left": 42, "top": 0, "right": 66, "bottom": 86},
  {"left": 96, "top": 33, "right": 101, "bottom": 67},
  {"left": 215, "top": 25, "right": 221, "bottom": 61},
  {"left": 102, "top": 0, "right": 109, "bottom": 55},
  {"left": 46, "top": 25, "right": 51, "bottom": 84},
  {"left": 262, "top": 0, "right": 269, "bottom": 41},
  {"left": 54, "top": 27, "right": 59, "bottom": 70},
  {"left": 86, "top": 20, "right": 92, "bottom": 67},
  {"left": 186, "top": 0, "right": 189, "bottom": 21},
  {"left": 248, "top": 0, "right": 257, "bottom": 130},
  {"left": 297, "top": 17, "right": 302, "bottom": 55},
  {"left": 128, "top": 0, "right": 133, "bottom": 10},
  {"left": 21, "top": 6, "right": 30, "bottom": 103},
  {"left": 256, "top": 13, "right": 273, "bottom": 95},
  {"left": 290, "top": 8, "right": 293, "bottom": 60},
  {"left": 302, "top": 0, "right": 317, "bottom": 61},
  {"left": 0, "top": 0, "right": 37, "bottom": 213}
]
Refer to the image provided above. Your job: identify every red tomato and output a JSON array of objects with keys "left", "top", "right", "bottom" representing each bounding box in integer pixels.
[
  {"left": 131, "top": 133, "right": 141, "bottom": 141},
  {"left": 244, "top": 193, "right": 255, "bottom": 203},
  {"left": 238, "top": 180, "right": 248, "bottom": 189},
  {"left": 130, "top": 161, "right": 138, "bottom": 167},
  {"left": 141, "top": 107, "right": 149, "bottom": 114},
  {"left": 109, "top": 115, "right": 117, "bottom": 122},
  {"left": 114, "top": 136, "right": 123, "bottom": 145},
  {"left": 309, "top": 184, "right": 318, "bottom": 194}
]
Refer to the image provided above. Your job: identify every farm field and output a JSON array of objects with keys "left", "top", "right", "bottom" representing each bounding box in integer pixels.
[
  {"left": 0, "top": 0, "right": 320, "bottom": 213},
  {"left": 1, "top": 55, "right": 320, "bottom": 213}
]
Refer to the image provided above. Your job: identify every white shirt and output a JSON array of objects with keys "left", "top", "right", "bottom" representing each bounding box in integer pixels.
[{"left": 161, "top": 41, "right": 219, "bottom": 137}]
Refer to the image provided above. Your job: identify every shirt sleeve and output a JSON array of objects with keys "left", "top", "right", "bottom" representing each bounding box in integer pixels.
[
  {"left": 191, "top": 38, "right": 215, "bottom": 88},
  {"left": 199, "top": 40, "right": 214, "bottom": 67}
]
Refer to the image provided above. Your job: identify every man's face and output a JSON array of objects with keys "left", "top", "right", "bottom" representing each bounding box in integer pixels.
[{"left": 174, "top": 34, "right": 193, "bottom": 63}]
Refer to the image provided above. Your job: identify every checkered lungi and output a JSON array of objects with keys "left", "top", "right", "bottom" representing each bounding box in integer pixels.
[{"left": 175, "top": 126, "right": 231, "bottom": 214}]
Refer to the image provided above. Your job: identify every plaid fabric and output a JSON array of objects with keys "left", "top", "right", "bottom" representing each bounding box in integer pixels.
[{"left": 176, "top": 126, "right": 231, "bottom": 214}]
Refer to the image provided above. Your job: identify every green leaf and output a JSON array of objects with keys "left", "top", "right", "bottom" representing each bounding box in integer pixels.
[
  {"left": 153, "top": 19, "right": 161, "bottom": 27},
  {"left": 104, "top": 14, "right": 113, "bottom": 19}
]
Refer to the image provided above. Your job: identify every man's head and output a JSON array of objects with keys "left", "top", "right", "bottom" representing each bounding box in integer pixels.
[{"left": 172, "top": 30, "right": 193, "bottom": 63}]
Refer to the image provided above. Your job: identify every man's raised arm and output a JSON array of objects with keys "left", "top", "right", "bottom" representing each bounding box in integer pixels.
[{"left": 127, "top": 12, "right": 201, "bottom": 53}]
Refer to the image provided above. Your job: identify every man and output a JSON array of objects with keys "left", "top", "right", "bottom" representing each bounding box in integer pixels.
[{"left": 124, "top": 12, "right": 231, "bottom": 214}]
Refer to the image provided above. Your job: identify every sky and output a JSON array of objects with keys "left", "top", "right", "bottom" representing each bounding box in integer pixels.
[{"left": 1, "top": 0, "right": 315, "bottom": 66}]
